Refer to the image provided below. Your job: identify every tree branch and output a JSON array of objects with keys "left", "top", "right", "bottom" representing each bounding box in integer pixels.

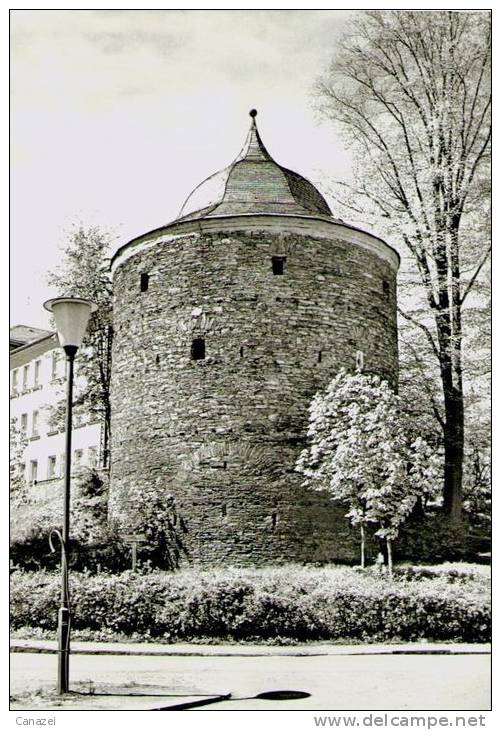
[
  {"left": 460, "top": 245, "right": 491, "bottom": 305},
  {"left": 398, "top": 306, "right": 440, "bottom": 360}
]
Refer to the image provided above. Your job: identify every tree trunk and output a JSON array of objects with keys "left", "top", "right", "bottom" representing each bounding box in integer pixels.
[
  {"left": 411, "top": 496, "right": 426, "bottom": 520},
  {"left": 360, "top": 524, "right": 366, "bottom": 568},
  {"left": 386, "top": 537, "right": 393, "bottom": 579},
  {"left": 102, "top": 420, "right": 110, "bottom": 469},
  {"left": 442, "top": 392, "right": 464, "bottom": 522},
  {"left": 378, "top": 537, "right": 388, "bottom": 563},
  {"left": 437, "top": 219, "right": 464, "bottom": 524},
  {"left": 100, "top": 324, "right": 113, "bottom": 470}
]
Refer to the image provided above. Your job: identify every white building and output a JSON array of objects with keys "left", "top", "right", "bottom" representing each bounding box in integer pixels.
[{"left": 10, "top": 326, "right": 103, "bottom": 496}]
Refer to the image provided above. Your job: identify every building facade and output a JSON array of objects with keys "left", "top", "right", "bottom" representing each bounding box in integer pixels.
[
  {"left": 109, "top": 112, "right": 400, "bottom": 565},
  {"left": 10, "top": 328, "right": 103, "bottom": 497}
]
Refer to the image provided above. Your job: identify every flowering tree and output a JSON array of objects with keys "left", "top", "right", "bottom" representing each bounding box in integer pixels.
[{"left": 296, "top": 370, "right": 441, "bottom": 574}]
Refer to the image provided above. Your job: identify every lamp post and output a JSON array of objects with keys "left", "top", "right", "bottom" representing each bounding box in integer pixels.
[{"left": 43, "top": 296, "right": 96, "bottom": 694}]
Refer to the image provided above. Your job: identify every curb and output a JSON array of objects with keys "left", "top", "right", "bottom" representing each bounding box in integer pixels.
[{"left": 10, "top": 641, "right": 491, "bottom": 658}]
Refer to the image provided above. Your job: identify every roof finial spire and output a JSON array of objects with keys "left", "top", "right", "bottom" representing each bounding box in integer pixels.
[{"left": 249, "top": 108, "right": 258, "bottom": 120}]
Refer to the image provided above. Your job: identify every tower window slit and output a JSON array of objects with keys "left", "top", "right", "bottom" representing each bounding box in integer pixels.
[
  {"left": 140, "top": 273, "right": 149, "bottom": 292},
  {"left": 272, "top": 256, "right": 286, "bottom": 275},
  {"left": 318, "top": 350, "right": 322, "bottom": 363},
  {"left": 240, "top": 346, "right": 244, "bottom": 358},
  {"left": 221, "top": 504, "right": 227, "bottom": 518},
  {"left": 382, "top": 280, "right": 390, "bottom": 299},
  {"left": 271, "top": 511, "right": 277, "bottom": 530},
  {"left": 191, "top": 337, "right": 206, "bottom": 360}
]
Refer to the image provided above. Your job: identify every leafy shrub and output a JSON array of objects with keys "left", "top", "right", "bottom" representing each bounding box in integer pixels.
[
  {"left": 394, "top": 562, "right": 490, "bottom": 584},
  {"left": 10, "top": 472, "right": 188, "bottom": 573},
  {"left": 10, "top": 565, "right": 490, "bottom": 643},
  {"left": 10, "top": 470, "right": 133, "bottom": 574},
  {"left": 395, "top": 512, "right": 490, "bottom": 563},
  {"left": 9, "top": 522, "right": 130, "bottom": 574}
]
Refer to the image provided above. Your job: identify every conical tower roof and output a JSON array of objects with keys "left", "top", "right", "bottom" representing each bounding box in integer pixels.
[{"left": 176, "top": 110, "right": 332, "bottom": 222}]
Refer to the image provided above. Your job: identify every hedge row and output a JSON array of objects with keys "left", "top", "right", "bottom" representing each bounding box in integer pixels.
[
  {"left": 394, "top": 562, "right": 491, "bottom": 583},
  {"left": 10, "top": 565, "right": 490, "bottom": 643}
]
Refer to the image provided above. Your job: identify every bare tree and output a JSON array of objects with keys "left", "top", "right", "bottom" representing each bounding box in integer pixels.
[{"left": 316, "top": 10, "right": 491, "bottom": 521}]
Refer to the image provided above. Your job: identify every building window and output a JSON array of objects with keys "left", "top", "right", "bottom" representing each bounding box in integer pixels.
[
  {"left": 382, "top": 280, "right": 390, "bottom": 299},
  {"left": 88, "top": 446, "right": 98, "bottom": 468},
  {"left": 271, "top": 256, "right": 286, "bottom": 275},
  {"left": 318, "top": 350, "right": 323, "bottom": 363},
  {"left": 34, "top": 360, "right": 41, "bottom": 387},
  {"left": 21, "top": 413, "right": 28, "bottom": 433},
  {"left": 239, "top": 346, "right": 244, "bottom": 358},
  {"left": 22, "top": 365, "right": 29, "bottom": 391},
  {"left": 271, "top": 511, "right": 278, "bottom": 530},
  {"left": 356, "top": 350, "right": 365, "bottom": 371},
  {"left": 51, "top": 351, "right": 59, "bottom": 380},
  {"left": 140, "top": 273, "right": 149, "bottom": 292},
  {"left": 191, "top": 337, "right": 206, "bottom": 360},
  {"left": 221, "top": 504, "right": 227, "bottom": 518},
  {"left": 74, "top": 449, "right": 84, "bottom": 470},
  {"left": 47, "top": 456, "right": 57, "bottom": 479},
  {"left": 11, "top": 369, "right": 18, "bottom": 395},
  {"left": 32, "top": 411, "right": 39, "bottom": 437},
  {"left": 29, "top": 460, "right": 38, "bottom": 483}
]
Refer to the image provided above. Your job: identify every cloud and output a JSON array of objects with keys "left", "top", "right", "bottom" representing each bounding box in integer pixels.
[
  {"left": 10, "top": 9, "right": 355, "bottom": 327},
  {"left": 11, "top": 10, "right": 353, "bottom": 104}
]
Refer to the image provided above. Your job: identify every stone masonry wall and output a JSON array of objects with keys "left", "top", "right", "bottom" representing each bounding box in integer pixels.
[{"left": 110, "top": 219, "right": 398, "bottom": 566}]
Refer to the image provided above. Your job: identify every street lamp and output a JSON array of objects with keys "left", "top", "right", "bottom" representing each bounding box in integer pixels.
[{"left": 43, "top": 296, "right": 97, "bottom": 694}]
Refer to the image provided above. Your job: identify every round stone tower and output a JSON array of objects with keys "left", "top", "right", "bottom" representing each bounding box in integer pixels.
[{"left": 109, "top": 111, "right": 400, "bottom": 565}]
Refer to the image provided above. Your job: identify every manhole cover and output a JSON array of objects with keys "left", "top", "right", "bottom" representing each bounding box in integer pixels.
[{"left": 255, "top": 690, "right": 311, "bottom": 701}]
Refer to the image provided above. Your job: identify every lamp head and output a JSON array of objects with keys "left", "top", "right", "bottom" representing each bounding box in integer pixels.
[{"left": 43, "top": 297, "right": 97, "bottom": 354}]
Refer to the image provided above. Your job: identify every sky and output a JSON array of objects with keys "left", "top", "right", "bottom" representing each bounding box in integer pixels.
[{"left": 10, "top": 9, "right": 355, "bottom": 329}]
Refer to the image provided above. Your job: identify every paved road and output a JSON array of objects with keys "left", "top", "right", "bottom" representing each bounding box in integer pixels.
[{"left": 10, "top": 651, "right": 490, "bottom": 711}]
